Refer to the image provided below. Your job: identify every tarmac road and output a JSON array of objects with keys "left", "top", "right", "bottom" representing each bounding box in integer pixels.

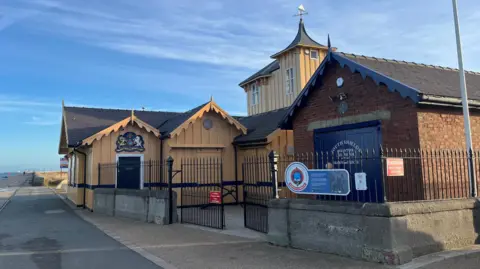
[{"left": 0, "top": 176, "right": 162, "bottom": 269}]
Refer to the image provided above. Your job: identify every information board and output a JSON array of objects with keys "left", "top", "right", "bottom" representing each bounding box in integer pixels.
[
  {"left": 386, "top": 158, "right": 404, "bottom": 176},
  {"left": 60, "top": 157, "right": 68, "bottom": 169},
  {"left": 209, "top": 191, "right": 222, "bottom": 204},
  {"left": 285, "top": 162, "right": 350, "bottom": 196}
]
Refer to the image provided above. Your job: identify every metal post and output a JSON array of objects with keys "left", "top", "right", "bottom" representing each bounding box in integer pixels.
[
  {"left": 269, "top": 151, "right": 279, "bottom": 199},
  {"left": 220, "top": 158, "right": 225, "bottom": 229},
  {"left": 167, "top": 156, "right": 174, "bottom": 224},
  {"left": 149, "top": 160, "right": 152, "bottom": 190},
  {"left": 452, "top": 0, "right": 477, "bottom": 197},
  {"left": 380, "top": 146, "right": 387, "bottom": 202},
  {"left": 97, "top": 163, "right": 101, "bottom": 187}
]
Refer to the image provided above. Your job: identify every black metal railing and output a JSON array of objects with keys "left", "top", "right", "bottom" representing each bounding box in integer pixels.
[
  {"left": 180, "top": 157, "right": 224, "bottom": 229},
  {"left": 243, "top": 148, "right": 480, "bottom": 203},
  {"left": 98, "top": 160, "right": 167, "bottom": 190},
  {"left": 242, "top": 153, "right": 276, "bottom": 233}
]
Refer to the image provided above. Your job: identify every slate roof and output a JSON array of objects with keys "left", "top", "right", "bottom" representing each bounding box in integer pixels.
[
  {"left": 271, "top": 19, "right": 327, "bottom": 58},
  {"left": 64, "top": 102, "right": 281, "bottom": 147},
  {"left": 338, "top": 52, "right": 480, "bottom": 101},
  {"left": 280, "top": 51, "right": 480, "bottom": 129},
  {"left": 63, "top": 107, "right": 182, "bottom": 147},
  {"left": 234, "top": 108, "right": 289, "bottom": 144},
  {"left": 157, "top": 102, "right": 209, "bottom": 137},
  {"left": 238, "top": 60, "right": 280, "bottom": 87},
  {"left": 239, "top": 19, "right": 326, "bottom": 87}
]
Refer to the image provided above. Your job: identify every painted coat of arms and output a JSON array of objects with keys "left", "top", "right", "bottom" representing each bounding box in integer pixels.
[{"left": 116, "top": 132, "right": 145, "bottom": 152}]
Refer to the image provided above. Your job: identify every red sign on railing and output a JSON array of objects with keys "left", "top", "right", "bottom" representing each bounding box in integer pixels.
[
  {"left": 386, "top": 158, "right": 404, "bottom": 176},
  {"left": 209, "top": 191, "right": 222, "bottom": 204}
]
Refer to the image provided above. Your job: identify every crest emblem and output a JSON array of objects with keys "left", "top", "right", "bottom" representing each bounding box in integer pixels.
[
  {"left": 116, "top": 132, "right": 145, "bottom": 152},
  {"left": 291, "top": 167, "right": 304, "bottom": 186},
  {"left": 285, "top": 162, "right": 309, "bottom": 192}
]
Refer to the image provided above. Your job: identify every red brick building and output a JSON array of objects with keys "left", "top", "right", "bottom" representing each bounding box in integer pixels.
[{"left": 280, "top": 49, "right": 480, "bottom": 202}]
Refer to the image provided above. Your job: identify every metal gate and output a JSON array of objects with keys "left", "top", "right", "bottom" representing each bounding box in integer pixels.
[
  {"left": 180, "top": 158, "right": 225, "bottom": 229},
  {"left": 242, "top": 153, "right": 276, "bottom": 233}
]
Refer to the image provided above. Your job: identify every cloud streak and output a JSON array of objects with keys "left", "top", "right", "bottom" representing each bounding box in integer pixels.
[
  {"left": 4, "top": 0, "right": 288, "bottom": 69},
  {"left": 24, "top": 115, "right": 59, "bottom": 126},
  {"left": 3, "top": 0, "right": 477, "bottom": 72}
]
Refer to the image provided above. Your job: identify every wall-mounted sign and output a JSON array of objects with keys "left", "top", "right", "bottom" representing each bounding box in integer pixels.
[
  {"left": 386, "top": 158, "right": 404, "bottom": 176},
  {"left": 330, "top": 140, "right": 362, "bottom": 165},
  {"left": 60, "top": 157, "right": 68, "bottom": 169},
  {"left": 116, "top": 132, "right": 145, "bottom": 153},
  {"left": 209, "top": 191, "right": 221, "bottom": 204},
  {"left": 354, "top": 172, "right": 367, "bottom": 190},
  {"left": 285, "top": 162, "right": 350, "bottom": 196}
]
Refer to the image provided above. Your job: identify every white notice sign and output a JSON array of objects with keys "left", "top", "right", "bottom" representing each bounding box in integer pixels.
[{"left": 354, "top": 172, "right": 367, "bottom": 191}]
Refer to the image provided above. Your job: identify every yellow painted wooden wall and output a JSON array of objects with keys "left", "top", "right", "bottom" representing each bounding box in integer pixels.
[
  {"left": 298, "top": 48, "right": 325, "bottom": 89},
  {"left": 164, "top": 111, "right": 243, "bottom": 205},
  {"left": 245, "top": 47, "right": 327, "bottom": 116},
  {"left": 82, "top": 124, "right": 161, "bottom": 209},
  {"left": 66, "top": 151, "right": 86, "bottom": 206},
  {"left": 236, "top": 129, "right": 294, "bottom": 201},
  {"left": 71, "top": 115, "right": 294, "bottom": 208}
]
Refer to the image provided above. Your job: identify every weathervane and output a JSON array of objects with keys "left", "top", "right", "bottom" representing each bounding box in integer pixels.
[{"left": 293, "top": 4, "right": 308, "bottom": 19}]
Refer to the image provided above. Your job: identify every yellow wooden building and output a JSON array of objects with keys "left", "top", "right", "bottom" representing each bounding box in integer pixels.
[{"left": 59, "top": 18, "right": 325, "bottom": 209}]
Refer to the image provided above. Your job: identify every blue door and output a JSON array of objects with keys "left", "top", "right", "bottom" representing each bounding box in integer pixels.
[
  {"left": 117, "top": 157, "right": 141, "bottom": 189},
  {"left": 314, "top": 121, "right": 384, "bottom": 203}
]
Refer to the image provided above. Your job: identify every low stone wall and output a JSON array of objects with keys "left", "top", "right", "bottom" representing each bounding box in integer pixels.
[
  {"left": 268, "top": 198, "right": 480, "bottom": 265},
  {"left": 32, "top": 175, "right": 44, "bottom": 186},
  {"left": 94, "top": 188, "right": 177, "bottom": 225}
]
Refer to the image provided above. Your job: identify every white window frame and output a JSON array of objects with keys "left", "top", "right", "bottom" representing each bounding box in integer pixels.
[
  {"left": 310, "top": 50, "right": 319, "bottom": 60},
  {"left": 69, "top": 155, "right": 76, "bottom": 186},
  {"left": 115, "top": 154, "right": 144, "bottom": 189},
  {"left": 286, "top": 68, "right": 295, "bottom": 94},
  {"left": 251, "top": 83, "right": 260, "bottom": 106}
]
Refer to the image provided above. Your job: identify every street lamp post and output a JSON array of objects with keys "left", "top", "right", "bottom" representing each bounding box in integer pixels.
[{"left": 452, "top": 0, "right": 477, "bottom": 197}]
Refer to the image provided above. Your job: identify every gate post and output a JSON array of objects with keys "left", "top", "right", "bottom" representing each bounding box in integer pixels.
[
  {"left": 269, "top": 151, "right": 279, "bottom": 199},
  {"left": 167, "top": 156, "right": 174, "bottom": 224},
  {"left": 148, "top": 160, "right": 152, "bottom": 190},
  {"left": 98, "top": 163, "right": 101, "bottom": 187}
]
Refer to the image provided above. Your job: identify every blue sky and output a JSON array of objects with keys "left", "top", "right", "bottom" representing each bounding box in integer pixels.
[{"left": 0, "top": 0, "right": 479, "bottom": 172}]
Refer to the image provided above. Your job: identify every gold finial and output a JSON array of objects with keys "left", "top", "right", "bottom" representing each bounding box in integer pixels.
[
  {"left": 210, "top": 95, "right": 214, "bottom": 102},
  {"left": 294, "top": 4, "right": 308, "bottom": 20},
  {"left": 131, "top": 109, "right": 134, "bottom": 125}
]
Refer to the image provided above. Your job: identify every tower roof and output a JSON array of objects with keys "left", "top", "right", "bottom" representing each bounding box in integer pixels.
[{"left": 271, "top": 18, "right": 327, "bottom": 58}]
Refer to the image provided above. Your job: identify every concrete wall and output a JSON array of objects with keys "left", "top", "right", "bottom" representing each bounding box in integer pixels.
[
  {"left": 93, "top": 188, "right": 177, "bottom": 225},
  {"left": 32, "top": 175, "right": 44, "bottom": 186},
  {"left": 268, "top": 198, "right": 480, "bottom": 265}
]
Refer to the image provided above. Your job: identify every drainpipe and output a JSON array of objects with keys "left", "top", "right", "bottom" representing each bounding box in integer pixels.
[
  {"left": 74, "top": 148, "right": 87, "bottom": 209},
  {"left": 160, "top": 138, "right": 164, "bottom": 186},
  {"left": 234, "top": 145, "right": 239, "bottom": 204}
]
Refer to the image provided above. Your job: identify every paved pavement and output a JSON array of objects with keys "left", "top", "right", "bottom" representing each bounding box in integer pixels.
[
  {"left": 74, "top": 204, "right": 387, "bottom": 269},
  {"left": 0, "top": 174, "right": 29, "bottom": 210},
  {"left": 0, "top": 180, "right": 162, "bottom": 269}
]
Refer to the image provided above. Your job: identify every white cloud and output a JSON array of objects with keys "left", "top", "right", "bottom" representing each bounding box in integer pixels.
[
  {"left": 2, "top": 0, "right": 480, "bottom": 84},
  {"left": 2, "top": 0, "right": 287, "bottom": 69},
  {"left": 24, "top": 114, "right": 60, "bottom": 126},
  {"left": 0, "top": 94, "right": 61, "bottom": 125}
]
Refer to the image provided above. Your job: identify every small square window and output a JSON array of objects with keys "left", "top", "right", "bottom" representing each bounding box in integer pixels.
[{"left": 310, "top": 50, "right": 319, "bottom": 60}]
